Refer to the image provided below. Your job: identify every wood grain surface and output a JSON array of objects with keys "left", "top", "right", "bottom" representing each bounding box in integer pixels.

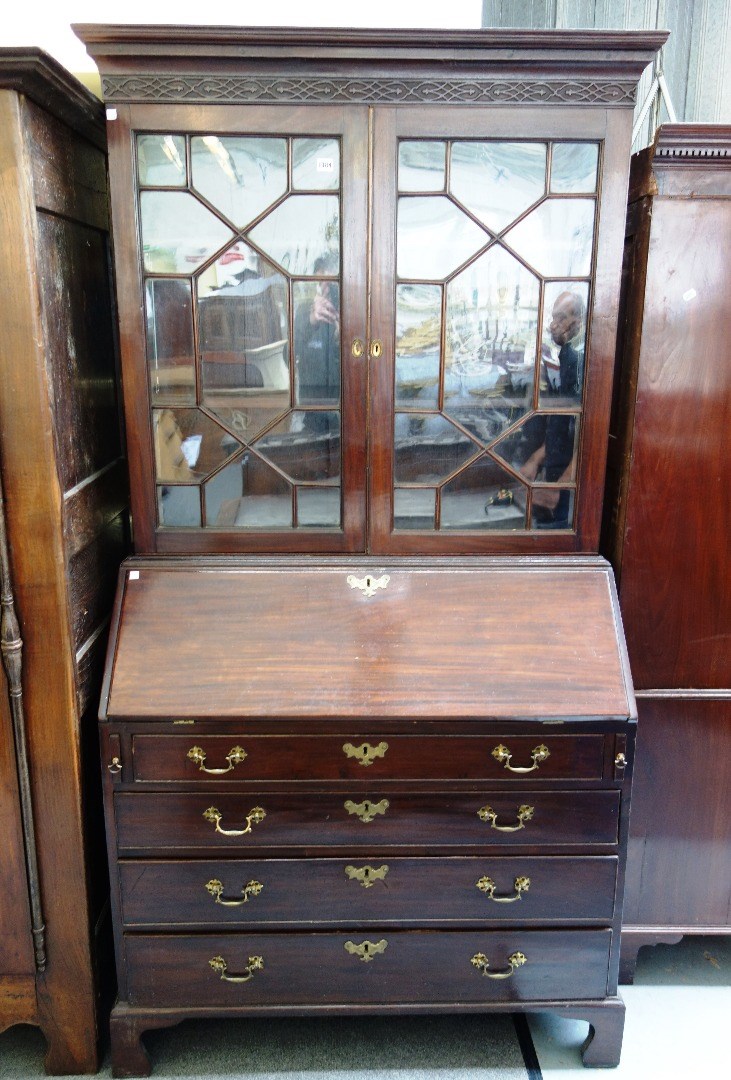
[{"left": 107, "top": 564, "right": 631, "bottom": 719}]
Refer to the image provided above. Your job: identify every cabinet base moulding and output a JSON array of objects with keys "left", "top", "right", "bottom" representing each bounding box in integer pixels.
[{"left": 109, "top": 997, "right": 626, "bottom": 1078}]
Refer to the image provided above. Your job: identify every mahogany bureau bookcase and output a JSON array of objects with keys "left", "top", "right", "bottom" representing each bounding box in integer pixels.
[{"left": 74, "top": 25, "right": 665, "bottom": 1076}]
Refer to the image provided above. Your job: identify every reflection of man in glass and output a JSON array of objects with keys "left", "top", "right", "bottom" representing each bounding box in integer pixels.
[
  {"left": 520, "top": 290, "right": 585, "bottom": 527},
  {"left": 294, "top": 254, "right": 340, "bottom": 406}
]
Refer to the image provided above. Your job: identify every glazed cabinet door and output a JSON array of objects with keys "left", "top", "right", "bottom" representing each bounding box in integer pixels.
[
  {"left": 108, "top": 104, "right": 368, "bottom": 552},
  {"left": 369, "top": 106, "right": 631, "bottom": 553}
]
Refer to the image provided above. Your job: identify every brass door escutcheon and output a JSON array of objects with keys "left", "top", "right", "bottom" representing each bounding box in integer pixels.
[
  {"left": 343, "top": 741, "right": 388, "bottom": 766},
  {"left": 203, "top": 805, "right": 266, "bottom": 836},
  {"left": 477, "top": 804, "right": 534, "bottom": 831},
  {"left": 188, "top": 745, "right": 247, "bottom": 774},
  {"left": 369, "top": 340, "right": 382, "bottom": 359},
  {"left": 344, "top": 798, "right": 389, "bottom": 823},
  {"left": 351, "top": 338, "right": 364, "bottom": 358},
  {"left": 471, "top": 951, "right": 527, "bottom": 979},
  {"left": 346, "top": 573, "right": 389, "bottom": 597},
  {"left": 491, "top": 743, "right": 550, "bottom": 774},
  {"left": 344, "top": 939, "right": 388, "bottom": 962},
  {"left": 476, "top": 875, "right": 531, "bottom": 902},
  {"left": 205, "top": 879, "right": 263, "bottom": 906},
  {"left": 345, "top": 864, "right": 389, "bottom": 888},
  {"left": 209, "top": 955, "right": 263, "bottom": 983}
]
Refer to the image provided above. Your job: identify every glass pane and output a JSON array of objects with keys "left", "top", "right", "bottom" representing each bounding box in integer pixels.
[
  {"left": 395, "top": 284, "right": 441, "bottom": 408},
  {"left": 254, "top": 411, "right": 340, "bottom": 482},
  {"left": 394, "top": 488, "right": 436, "bottom": 530},
  {"left": 293, "top": 139, "right": 340, "bottom": 191},
  {"left": 398, "top": 141, "right": 446, "bottom": 192},
  {"left": 505, "top": 412, "right": 579, "bottom": 487},
  {"left": 153, "top": 408, "right": 242, "bottom": 483},
  {"left": 532, "top": 487, "right": 575, "bottom": 530},
  {"left": 249, "top": 195, "right": 340, "bottom": 277},
  {"left": 297, "top": 486, "right": 341, "bottom": 527},
  {"left": 397, "top": 197, "right": 488, "bottom": 281},
  {"left": 551, "top": 143, "right": 599, "bottom": 193},
  {"left": 293, "top": 280, "right": 341, "bottom": 405},
  {"left": 191, "top": 136, "right": 287, "bottom": 227},
  {"left": 197, "top": 243, "right": 289, "bottom": 410},
  {"left": 140, "top": 191, "right": 234, "bottom": 273},
  {"left": 441, "top": 457, "right": 527, "bottom": 531},
  {"left": 157, "top": 484, "right": 200, "bottom": 527},
  {"left": 137, "top": 135, "right": 186, "bottom": 187},
  {"left": 504, "top": 198, "right": 596, "bottom": 277},
  {"left": 540, "top": 282, "right": 589, "bottom": 407},
  {"left": 146, "top": 279, "right": 195, "bottom": 405},
  {"left": 204, "top": 454, "right": 292, "bottom": 528},
  {"left": 394, "top": 413, "right": 477, "bottom": 484},
  {"left": 450, "top": 142, "right": 546, "bottom": 233},
  {"left": 443, "top": 245, "right": 538, "bottom": 443}
]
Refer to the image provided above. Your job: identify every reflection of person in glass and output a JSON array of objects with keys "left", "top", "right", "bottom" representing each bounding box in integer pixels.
[
  {"left": 520, "top": 290, "right": 585, "bottom": 527},
  {"left": 294, "top": 255, "right": 340, "bottom": 412}
]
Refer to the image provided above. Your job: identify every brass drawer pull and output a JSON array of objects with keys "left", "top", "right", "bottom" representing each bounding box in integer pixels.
[
  {"left": 477, "top": 804, "right": 534, "bottom": 831},
  {"left": 203, "top": 805, "right": 266, "bottom": 836},
  {"left": 343, "top": 741, "right": 388, "bottom": 766},
  {"left": 491, "top": 743, "right": 550, "bottom": 774},
  {"left": 345, "top": 864, "right": 389, "bottom": 888},
  {"left": 471, "top": 951, "right": 527, "bottom": 979},
  {"left": 205, "top": 878, "right": 263, "bottom": 906},
  {"left": 476, "top": 875, "right": 531, "bottom": 902},
  {"left": 188, "top": 745, "right": 247, "bottom": 774},
  {"left": 209, "top": 955, "right": 263, "bottom": 983},
  {"left": 344, "top": 939, "right": 388, "bottom": 962},
  {"left": 344, "top": 798, "right": 389, "bottom": 823}
]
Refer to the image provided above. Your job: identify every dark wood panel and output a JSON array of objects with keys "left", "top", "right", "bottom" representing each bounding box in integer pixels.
[
  {"left": 36, "top": 212, "right": 121, "bottom": 494},
  {"left": 616, "top": 198, "right": 731, "bottom": 689},
  {"left": 64, "top": 458, "right": 128, "bottom": 561},
  {"left": 624, "top": 697, "right": 731, "bottom": 928},
  {"left": 107, "top": 564, "right": 631, "bottom": 719},
  {"left": 119, "top": 855, "right": 618, "bottom": 928},
  {"left": 131, "top": 733, "right": 607, "bottom": 784},
  {"left": 26, "top": 98, "right": 108, "bottom": 229},
  {"left": 114, "top": 789, "right": 620, "bottom": 854},
  {"left": 124, "top": 929, "right": 612, "bottom": 1008},
  {"left": 75, "top": 619, "right": 111, "bottom": 718},
  {"left": 67, "top": 511, "right": 128, "bottom": 651}
]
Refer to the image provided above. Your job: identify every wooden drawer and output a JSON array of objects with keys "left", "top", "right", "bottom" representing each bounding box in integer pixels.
[
  {"left": 130, "top": 733, "right": 607, "bottom": 784},
  {"left": 119, "top": 855, "right": 618, "bottom": 928},
  {"left": 124, "top": 929, "right": 612, "bottom": 1007},
  {"left": 114, "top": 789, "right": 620, "bottom": 853}
]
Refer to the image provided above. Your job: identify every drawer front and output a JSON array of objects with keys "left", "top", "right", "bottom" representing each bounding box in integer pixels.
[
  {"left": 124, "top": 929, "right": 612, "bottom": 1007},
  {"left": 131, "top": 733, "right": 607, "bottom": 784},
  {"left": 114, "top": 790, "right": 620, "bottom": 853},
  {"left": 119, "top": 856, "right": 618, "bottom": 928}
]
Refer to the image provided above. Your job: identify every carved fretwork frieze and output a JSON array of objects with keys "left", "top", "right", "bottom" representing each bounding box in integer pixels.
[{"left": 102, "top": 73, "right": 637, "bottom": 106}]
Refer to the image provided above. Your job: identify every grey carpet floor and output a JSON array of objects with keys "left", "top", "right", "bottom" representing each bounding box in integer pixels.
[{"left": 0, "top": 1013, "right": 531, "bottom": 1079}]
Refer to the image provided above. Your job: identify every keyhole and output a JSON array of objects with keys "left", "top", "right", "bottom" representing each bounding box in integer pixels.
[{"left": 365, "top": 576, "right": 372, "bottom": 589}]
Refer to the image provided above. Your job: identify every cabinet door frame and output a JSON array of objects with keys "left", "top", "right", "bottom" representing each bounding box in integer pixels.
[
  {"left": 108, "top": 103, "right": 369, "bottom": 554},
  {"left": 369, "top": 105, "right": 632, "bottom": 554}
]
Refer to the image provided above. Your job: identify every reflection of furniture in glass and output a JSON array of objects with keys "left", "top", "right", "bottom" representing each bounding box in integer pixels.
[
  {"left": 199, "top": 283, "right": 288, "bottom": 390},
  {"left": 602, "top": 124, "right": 731, "bottom": 982},
  {"left": 100, "top": 558, "right": 636, "bottom": 1075},
  {"left": 76, "top": 25, "right": 664, "bottom": 555},
  {"left": 0, "top": 51, "right": 128, "bottom": 1071}
]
